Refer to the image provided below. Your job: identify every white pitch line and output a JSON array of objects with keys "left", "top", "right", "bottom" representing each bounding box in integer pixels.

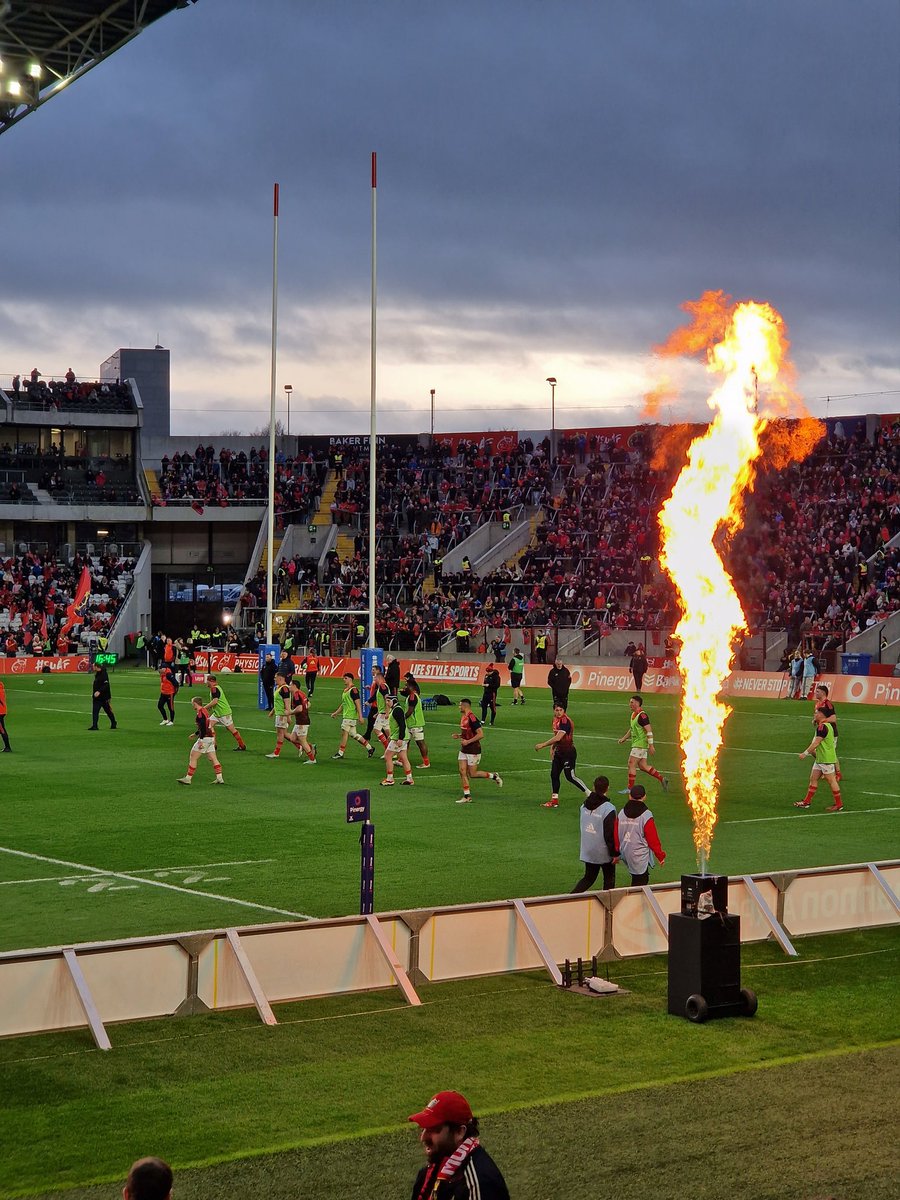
[
  {"left": 0, "top": 846, "right": 313, "bottom": 920},
  {"left": 0, "top": 858, "right": 276, "bottom": 888},
  {"left": 723, "top": 806, "right": 900, "bottom": 825},
  {"left": 863, "top": 791, "right": 900, "bottom": 799}
]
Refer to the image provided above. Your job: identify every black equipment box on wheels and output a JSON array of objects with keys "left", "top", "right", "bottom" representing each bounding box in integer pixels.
[{"left": 667, "top": 875, "right": 758, "bottom": 1023}]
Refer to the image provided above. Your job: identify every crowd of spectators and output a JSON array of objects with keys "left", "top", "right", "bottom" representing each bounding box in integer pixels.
[
  {"left": 6, "top": 369, "right": 133, "bottom": 413},
  {"left": 0, "top": 551, "right": 136, "bottom": 654},
  {"left": 0, "top": 445, "right": 140, "bottom": 505}
]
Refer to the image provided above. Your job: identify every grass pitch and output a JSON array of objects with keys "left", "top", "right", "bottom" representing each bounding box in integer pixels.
[
  {"left": 0, "top": 667, "right": 898, "bottom": 1198},
  {"left": 0, "top": 666, "right": 898, "bottom": 951},
  {"left": 0, "top": 928, "right": 896, "bottom": 1199}
]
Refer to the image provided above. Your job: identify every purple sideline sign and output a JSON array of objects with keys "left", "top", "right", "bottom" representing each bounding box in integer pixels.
[{"left": 346, "top": 789, "right": 370, "bottom": 823}]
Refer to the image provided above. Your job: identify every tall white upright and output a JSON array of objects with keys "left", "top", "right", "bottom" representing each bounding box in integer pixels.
[
  {"left": 368, "top": 153, "right": 377, "bottom": 649},
  {"left": 266, "top": 182, "right": 280, "bottom": 645}
]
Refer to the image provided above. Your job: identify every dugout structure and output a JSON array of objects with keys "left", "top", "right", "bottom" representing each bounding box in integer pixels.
[
  {"left": 0, "top": 860, "right": 896, "bottom": 1048},
  {"left": 0, "top": 1, "right": 199, "bottom": 137}
]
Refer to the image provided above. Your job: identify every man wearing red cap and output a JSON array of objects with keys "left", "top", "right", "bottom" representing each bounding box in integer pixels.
[{"left": 408, "top": 1090, "right": 509, "bottom": 1199}]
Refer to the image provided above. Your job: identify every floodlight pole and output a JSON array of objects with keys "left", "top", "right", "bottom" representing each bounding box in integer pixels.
[
  {"left": 265, "top": 183, "right": 280, "bottom": 646},
  {"left": 284, "top": 383, "right": 293, "bottom": 438},
  {"left": 368, "top": 152, "right": 377, "bottom": 650},
  {"left": 430, "top": 388, "right": 435, "bottom": 439}
]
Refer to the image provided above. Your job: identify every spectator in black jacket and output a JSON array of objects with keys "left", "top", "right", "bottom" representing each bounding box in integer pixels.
[
  {"left": 547, "top": 658, "right": 572, "bottom": 709},
  {"left": 88, "top": 662, "right": 117, "bottom": 730},
  {"left": 260, "top": 652, "right": 278, "bottom": 712},
  {"left": 409, "top": 1090, "right": 509, "bottom": 1200},
  {"left": 480, "top": 664, "right": 501, "bottom": 725}
]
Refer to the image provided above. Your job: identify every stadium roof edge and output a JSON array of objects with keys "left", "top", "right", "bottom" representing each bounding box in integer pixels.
[{"left": 0, "top": 0, "right": 200, "bottom": 137}]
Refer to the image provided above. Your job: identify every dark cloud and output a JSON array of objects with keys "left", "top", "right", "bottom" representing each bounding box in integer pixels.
[{"left": 1, "top": 0, "right": 897, "bottom": 432}]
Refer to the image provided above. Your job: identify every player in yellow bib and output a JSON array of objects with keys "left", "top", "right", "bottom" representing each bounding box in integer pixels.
[
  {"left": 330, "top": 673, "right": 375, "bottom": 759},
  {"left": 617, "top": 695, "right": 668, "bottom": 793},
  {"left": 795, "top": 706, "right": 843, "bottom": 812}
]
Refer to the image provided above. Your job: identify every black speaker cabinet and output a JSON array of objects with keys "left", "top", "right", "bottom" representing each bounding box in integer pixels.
[{"left": 667, "top": 912, "right": 757, "bottom": 1022}]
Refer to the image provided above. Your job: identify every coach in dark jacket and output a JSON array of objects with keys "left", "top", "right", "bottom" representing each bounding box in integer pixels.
[
  {"left": 88, "top": 662, "right": 117, "bottom": 730},
  {"left": 260, "top": 653, "right": 278, "bottom": 712},
  {"left": 547, "top": 658, "right": 572, "bottom": 709},
  {"left": 409, "top": 1090, "right": 509, "bottom": 1200}
]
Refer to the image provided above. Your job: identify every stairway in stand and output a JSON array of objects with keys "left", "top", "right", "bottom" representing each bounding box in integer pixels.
[
  {"left": 143, "top": 467, "right": 161, "bottom": 502},
  {"left": 259, "top": 536, "right": 282, "bottom": 572}
]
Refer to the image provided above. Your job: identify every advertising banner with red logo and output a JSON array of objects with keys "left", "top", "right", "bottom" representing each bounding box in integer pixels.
[
  {"left": 563, "top": 425, "right": 643, "bottom": 451},
  {"left": 433, "top": 431, "right": 519, "bottom": 456},
  {"left": 5, "top": 651, "right": 894, "bottom": 705},
  {"left": 0, "top": 655, "right": 90, "bottom": 675}
]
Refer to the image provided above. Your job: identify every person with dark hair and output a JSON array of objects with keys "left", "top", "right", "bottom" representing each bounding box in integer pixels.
[
  {"left": 534, "top": 703, "right": 590, "bottom": 809},
  {"left": 508, "top": 647, "right": 525, "bottom": 705},
  {"left": 260, "top": 651, "right": 278, "bottom": 713},
  {"left": 546, "top": 657, "right": 571, "bottom": 709},
  {"left": 157, "top": 665, "right": 178, "bottom": 726},
  {"left": 794, "top": 705, "right": 844, "bottom": 813},
  {"left": 363, "top": 665, "right": 391, "bottom": 750},
  {"left": 88, "top": 661, "right": 117, "bottom": 730},
  {"left": 479, "top": 663, "right": 501, "bottom": 726},
  {"left": 813, "top": 682, "right": 842, "bottom": 780},
  {"left": 330, "top": 672, "right": 374, "bottom": 759},
  {"left": 615, "top": 783, "right": 666, "bottom": 886},
  {"left": 409, "top": 1090, "right": 509, "bottom": 1200},
  {"left": 206, "top": 673, "right": 247, "bottom": 751},
  {"left": 617, "top": 694, "right": 668, "bottom": 793},
  {"left": 123, "top": 1156, "right": 172, "bottom": 1200},
  {"left": 402, "top": 672, "right": 431, "bottom": 768},
  {"left": 382, "top": 693, "right": 414, "bottom": 787},
  {"left": 572, "top": 777, "right": 617, "bottom": 891},
  {"left": 178, "top": 697, "right": 224, "bottom": 785},
  {"left": 629, "top": 644, "right": 648, "bottom": 692},
  {"left": 452, "top": 698, "right": 503, "bottom": 804},
  {"left": 384, "top": 653, "right": 401, "bottom": 694}
]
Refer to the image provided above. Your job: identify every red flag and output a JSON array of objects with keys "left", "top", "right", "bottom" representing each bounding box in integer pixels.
[
  {"left": 57, "top": 566, "right": 92, "bottom": 642},
  {"left": 191, "top": 501, "right": 205, "bottom": 516},
  {"left": 40, "top": 612, "right": 48, "bottom": 642}
]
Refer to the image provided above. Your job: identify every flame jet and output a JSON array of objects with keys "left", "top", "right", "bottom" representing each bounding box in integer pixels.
[{"left": 657, "top": 293, "right": 795, "bottom": 870}]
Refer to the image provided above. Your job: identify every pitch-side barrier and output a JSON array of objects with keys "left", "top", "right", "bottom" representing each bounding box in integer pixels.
[{"left": 0, "top": 861, "right": 896, "bottom": 1048}]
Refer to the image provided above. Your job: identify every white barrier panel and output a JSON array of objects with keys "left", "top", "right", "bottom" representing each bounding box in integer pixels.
[
  {"left": 197, "top": 919, "right": 411, "bottom": 1009},
  {"left": 0, "top": 862, "right": 895, "bottom": 1044},
  {"left": 782, "top": 867, "right": 897, "bottom": 936},
  {"left": 420, "top": 906, "right": 543, "bottom": 981}
]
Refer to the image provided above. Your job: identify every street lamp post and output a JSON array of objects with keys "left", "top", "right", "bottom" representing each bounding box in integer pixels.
[
  {"left": 430, "top": 388, "right": 435, "bottom": 439},
  {"left": 283, "top": 383, "right": 293, "bottom": 438},
  {"left": 546, "top": 377, "right": 557, "bottom": 452}
]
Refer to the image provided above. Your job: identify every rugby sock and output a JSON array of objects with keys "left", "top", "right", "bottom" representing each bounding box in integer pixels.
[
  {"left": 385, "top": 772, "right": 394, "bottom": 783},
  {"left": 832, "top": 790, "right": 842, "bottom": 808},
  {"left": 234, "top": 731, "right": 246, "bottom": 749},
  {"left": 378, "top": 732, "right": 390, "bottom": 747},
  {"left": 187, "top": 766, "right": 196, "bottom": 778},
  {"left": 628, "top": 772, "right": 636, "bottom": 788},
  {"left": 306, "top": 747, "right": 316, "bottom": 761},
  {"left": 214, "top": 764, "right": 223, "bottom": 778},
  {"left": 421, "top": 756, "right": 430, "bottom": 766},
  {"left": 647, "top": 767, "right": 665, "bottom": 782},
  {"left": 803, "top": 785, "right": 817, "bottom": 805}
]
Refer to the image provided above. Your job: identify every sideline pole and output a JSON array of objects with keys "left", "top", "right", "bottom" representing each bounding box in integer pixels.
[
  {"left": 266, "top": 182, "right": 280, "bottom": 645},
  {"left": 368, "top": 152, "right": 377, "bottom": 650}
]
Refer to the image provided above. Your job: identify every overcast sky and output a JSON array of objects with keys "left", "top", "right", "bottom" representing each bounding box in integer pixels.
[{"left": 2, "top": 0, "right": 898, "bottom": 436}]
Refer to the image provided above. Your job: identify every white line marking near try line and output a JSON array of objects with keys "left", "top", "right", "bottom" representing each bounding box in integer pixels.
[
  {"left": 723, "top": 806, "right": 900, "bottom": 824},
  {"left": 0, "top": 846, "right": 313, "bottom": 920},
  {"left": 0, "top": 858, "right": 276, "bottom": 887}
]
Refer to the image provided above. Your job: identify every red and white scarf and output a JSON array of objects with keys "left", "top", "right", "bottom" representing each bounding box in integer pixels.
[{"left": 415, "top": 1137, "right": 480, "bottom": 1199}]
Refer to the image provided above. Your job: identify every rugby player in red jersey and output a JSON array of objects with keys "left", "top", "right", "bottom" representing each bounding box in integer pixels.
[{"left": 451, "top": 698, "right": 502, "bottom": 804}]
